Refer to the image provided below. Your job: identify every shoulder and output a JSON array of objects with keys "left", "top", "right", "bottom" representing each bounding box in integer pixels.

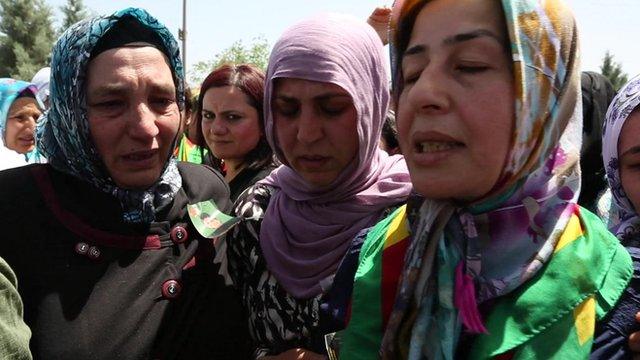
[
  {"left": 226, "top": 184, "right": 273, "bottom": 258},
  {"left": 0, "top": 257, "right": 30, "bottom": 359},
  {"left": 177, "top": 162, "right": 231, "bottom": 211},
  {"left": 554, "top": 208, "right": 632, "bottom": 317},
  {"left": 0, "top": 163, "right": 40, "bottom": 184},
  {"left": 0, "top": 164, "right": 44, "bottom": 209},
  {"left": 232, "top": 183, "right": 274, "bottom": 220}
]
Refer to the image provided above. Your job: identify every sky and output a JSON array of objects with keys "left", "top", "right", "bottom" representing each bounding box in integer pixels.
[{"left": 47, "top": 0, "right": 640, "bottom": 82}]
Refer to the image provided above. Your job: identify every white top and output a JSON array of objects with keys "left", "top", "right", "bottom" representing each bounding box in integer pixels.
[{"left": 0, "top": 146, "right": 27, "bottom": 171}]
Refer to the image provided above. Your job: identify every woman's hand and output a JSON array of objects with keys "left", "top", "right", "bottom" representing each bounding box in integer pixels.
[
  {"left": 259, "top": 348, "right": 327, "bottom": 360},
  {"left": 366, "top": 6, "right": 392, "bottom": 45}
]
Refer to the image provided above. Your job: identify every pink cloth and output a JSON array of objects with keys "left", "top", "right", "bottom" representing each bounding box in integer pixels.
[{"left": 258, "top": 13, "right": 412, "bottom": 299}]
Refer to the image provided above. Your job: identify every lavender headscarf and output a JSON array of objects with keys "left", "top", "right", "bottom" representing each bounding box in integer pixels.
[
  {"left": 602, "top": 74, "right": 640, "bottom": 240},
  {"left": 258, "top": 13, "right": 413, "bottom": 299}
]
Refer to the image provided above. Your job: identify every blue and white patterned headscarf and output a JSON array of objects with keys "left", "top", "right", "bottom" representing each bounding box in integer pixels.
[
  {"left": 36, "top": 8, "right": 184, "bottom": 223},
  {"left": 602, "top": 74, "right": 640, "bottom": 240},
  {"left": 0, "top": 78, "right": 45, "bottom": 163},
  {"left": 0, "top": 78, "right": 38, "bottom": 145}
]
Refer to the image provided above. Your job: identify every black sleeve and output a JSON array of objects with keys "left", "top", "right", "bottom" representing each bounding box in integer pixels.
[
  {"left": 177, "top": 161, "right": 231, "bottom": 212},
  {"left": 591, "top": 246, "right": 640, "bottom": 360}
]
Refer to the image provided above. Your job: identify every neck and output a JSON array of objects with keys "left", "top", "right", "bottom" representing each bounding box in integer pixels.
[{"left": 224, "top": 159, "right": 245, "bottom": 182}]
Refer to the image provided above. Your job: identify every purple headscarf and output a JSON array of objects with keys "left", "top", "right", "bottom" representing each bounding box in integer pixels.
[{"left": 258, "top": 13, "right": 412, "bottom": 299}]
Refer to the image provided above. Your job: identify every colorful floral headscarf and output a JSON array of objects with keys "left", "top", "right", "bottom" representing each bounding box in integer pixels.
[
  {"left": 602, "top": 74, "right": 640, "bottom": 240},
  {"left": 36, "top": 8, "right": 185, "bottom": 223},
  {"left": 383, "top": 0, "right": 582, "bottom": 358}
]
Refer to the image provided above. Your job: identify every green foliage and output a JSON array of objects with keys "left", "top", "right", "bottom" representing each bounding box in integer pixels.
[
  {"left": 189, "top": 36, "right": 270, "bottom": 86},
  {"left": 59, "top": 0, "right": 88, "bottom": 32},
  {"left": 0, "top": 0, "right": 55, "bottom": 79},
  {"left": 600, "top": 51, "right": 628, "bottom": 91}
]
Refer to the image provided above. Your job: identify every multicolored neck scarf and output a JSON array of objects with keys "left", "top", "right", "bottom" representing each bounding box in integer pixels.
[
  {"left": 602, "top": 74, "right": 640, "bottom": 241},
  {"left": 36, "top": 8, "right": 185, "bottom": 224},
  {"left": 377, "top": 0, "right": 588, "bottom": 358},
  {"left": 0, "top": 78, "right": 44, "bottom": 163},
  {"left": 340, "top": 201, "right": 631, "bottom": 359}
]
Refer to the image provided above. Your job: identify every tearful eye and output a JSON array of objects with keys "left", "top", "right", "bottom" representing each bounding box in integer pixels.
[
  {"left": 152, "top": 98, "right": 175, "bottom": 106},
  {"left": 321, "top": 104, "right": 350, "bottom": 116},
  {"left": 274, "top": 100, "right": 299, "bottom": 118},
  {"left": 455, "top": 65, "right": 489, "bottom": 74},
  {"left": 88, "top": 100, "right": 127, "bottom": 118},
  {"left": 403, "top": 72, "right": 420, "bottom": 86},
  {"left": 95, "top": 100, "right": 124, "bottom": 108},
  {"left": 318, "top": 96, "right": 352, "bottom": 117}
]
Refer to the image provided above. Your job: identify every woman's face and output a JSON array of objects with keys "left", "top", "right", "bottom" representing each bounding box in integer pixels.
[
  {"left": 86, "top": 46, "right": 180, "bottom": 190},
  {"left": 201, "top": 86, "right": 262, "bottom": 164},
  {"left": 273, "top": 78, "right": 359, "bottom": 188},
  {"left": 5, "top": 97, "right": 40, "bottom": 154},
  {"left": 397, "top": 0, "right": 514, "bottom": 201},
  {"left": 618, "top": 109, "right": 640, "bottom": 212}
]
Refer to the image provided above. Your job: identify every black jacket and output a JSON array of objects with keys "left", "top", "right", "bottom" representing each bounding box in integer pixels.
[{"left": 0, "top": 163, "right": 250, "bottom": 359}]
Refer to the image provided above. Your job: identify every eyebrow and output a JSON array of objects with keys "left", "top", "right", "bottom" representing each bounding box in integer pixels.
[
  {"left": 9, "top": 108, "right": 40, "bottom": 117},
  {"left": 88, "top": 83, "right": 175, "bottom": 100},
  {"left": 201, "top": 108, "right": 243, "bottom": 116},
  {"left": 443, "top": 29, "right": 504, "bottom": 46},
  {"left": 88, "top": 84, "right": 129, "bottom": 100},
  {"left": 275, "top": 93, "right": 351, "bottom": 102},
  {"left": 404, "top": 29, "right": 505, "bottom": 57}
]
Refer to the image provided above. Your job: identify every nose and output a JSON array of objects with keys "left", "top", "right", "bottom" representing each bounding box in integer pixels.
[
  {"left": 128, "top": 102, "right": 160, "bottom": 140},
  {"left": 210, "top": 118, "right": 228, "bottom": 136},
  {"left": 26, "top": 114, "right": 39, "bottom": 130},
  {"left": 406, "top": 65, "right": 450, "bottom": 115},
  {"left": 296, "top": 108, "right": 324, "bottom": 144}
]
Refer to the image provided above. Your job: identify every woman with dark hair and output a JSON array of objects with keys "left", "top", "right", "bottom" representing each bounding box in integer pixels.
[{"left": 195, "top": 64, "right": 275, "bottom": 202}]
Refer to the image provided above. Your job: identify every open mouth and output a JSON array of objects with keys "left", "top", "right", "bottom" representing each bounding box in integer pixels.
[
  {"left": 416, "top": 141, "right": 464, "bottom": 153},
  {"left": 17, "top": 134, "right": 34, "bottom": 142},
  {"left": 297, "top": 154, "right": 330, "bottom": 169},
  {"left": 122, "top": 150, "right": 157, "bottom": 162}
]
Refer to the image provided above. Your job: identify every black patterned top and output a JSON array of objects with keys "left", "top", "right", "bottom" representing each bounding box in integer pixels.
[
  {"left": 227, "top": 184, "right": 323, "bottom": 358},
  {"left": 227, "top": 183, "right": 399, "bottom": 358}
]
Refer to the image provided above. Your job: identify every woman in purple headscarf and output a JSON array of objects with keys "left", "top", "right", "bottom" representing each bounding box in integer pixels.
[{"left": 225, "top": 13, "right": 412, "bottom": 359}]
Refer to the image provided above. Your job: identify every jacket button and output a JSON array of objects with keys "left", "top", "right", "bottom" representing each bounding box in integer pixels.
[
  {"left": 170, "top": 226, "right": 188, "bottom": 244},
  {"left": 161, "top": 280, "right": 182, "bottom": 299},
  {"left": 75, "top": 242, "right": 89, "bottom": 255},
  {"left": 87, "top": 246, "right": 101, "bottom": 260}
]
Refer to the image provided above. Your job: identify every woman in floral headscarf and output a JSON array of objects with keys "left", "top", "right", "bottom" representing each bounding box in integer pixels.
[
  {"left": 339, "top": 0, "right": 632, "bottom": 359},
  {"left": 590, "top": 75, "right": 640, "bottom": 359},
  {"left": 0, "top": 8, "right": 249, "bottom": 359},
  {"left": 0, "top": 78, "right": 44, "bottom": 169}
]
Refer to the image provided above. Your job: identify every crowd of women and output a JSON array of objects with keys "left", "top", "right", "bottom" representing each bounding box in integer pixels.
[{"left": 1, "top": 0, "right": 640, "bottom": 359}]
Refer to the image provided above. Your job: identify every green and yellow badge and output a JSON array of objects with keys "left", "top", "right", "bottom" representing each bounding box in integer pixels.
[{"left": 187, "top": 200, "right": 241, "bottom": 239}]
